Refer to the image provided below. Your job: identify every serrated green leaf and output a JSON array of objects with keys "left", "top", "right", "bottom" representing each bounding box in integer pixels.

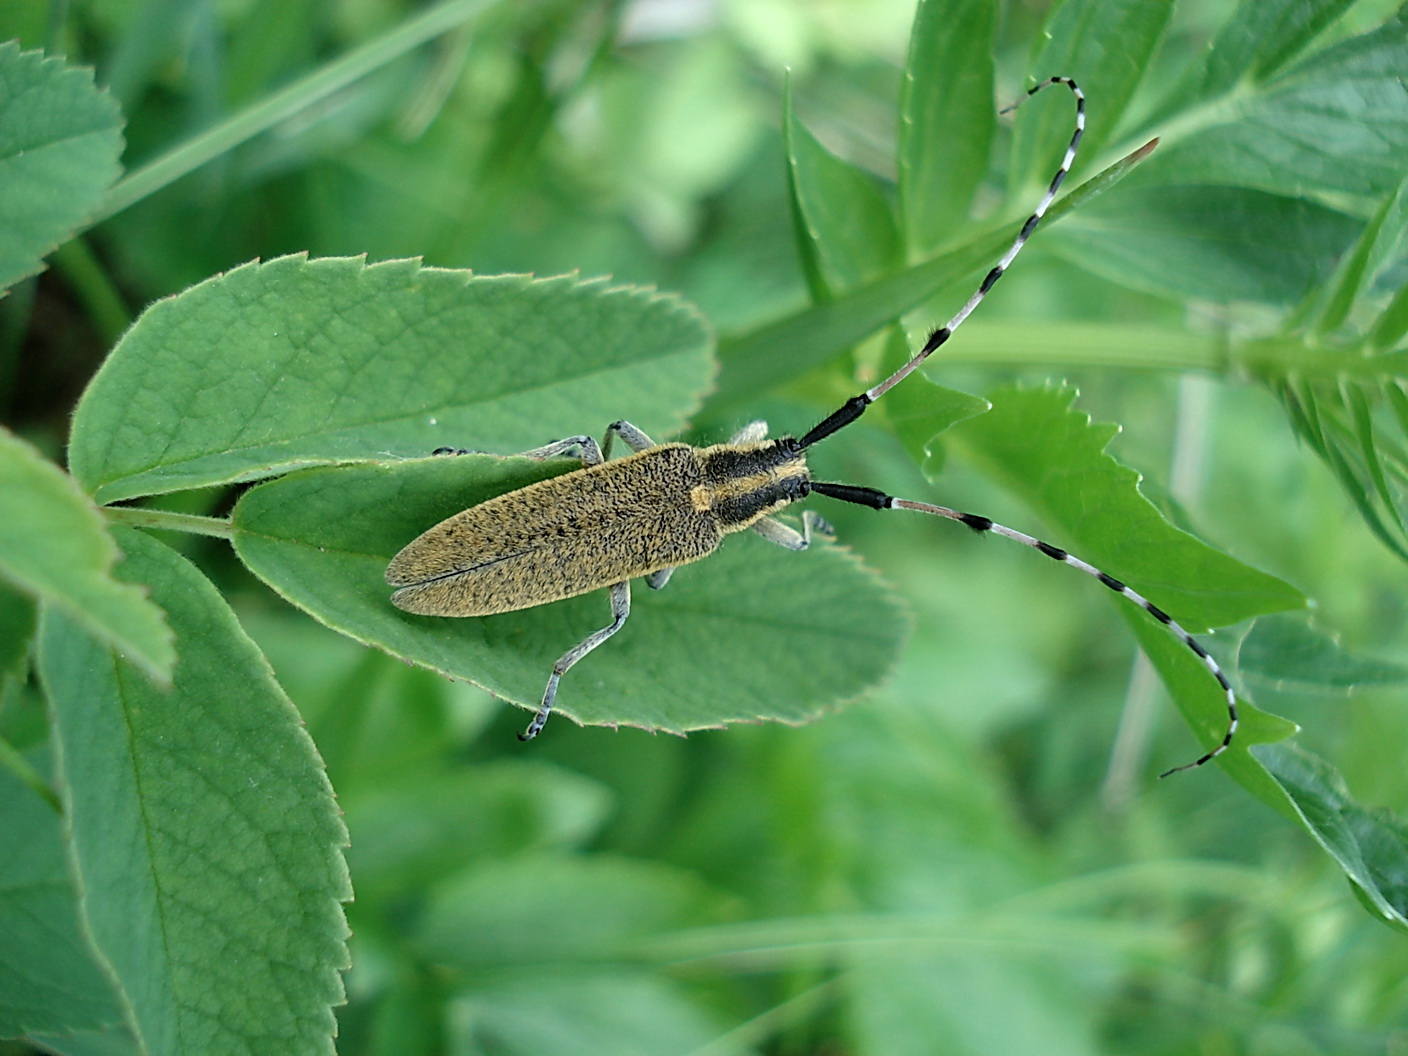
[
  {"left": 0, "top": 43, "right": 124, "bottom": 292},
  {"left": 1011, "top": 0, "right": 1171, "bottom": 186},
  {"left": 230, "top": 456, "right": 907, "bottom": 735},
  {"left": 1238, "top": 612, "right": 1408, "bottom": 692},
  {"left": 709, "top": 137, "right": 1159, "bottom": 411},
  {"left": 899, "top": 0, "right": 995, "bottom": 255},
  {"left": 37, "top": 528, "right": 351, "bottom": 1055},
  {"left": 1257, "top": 742, "right": 1408, "bottom": 930},
  {"left": 881, "top": 326, "right": 989, "bottom": 473},
  {"left": 937, "top": 385, "right": 1304, "bottom": 783},
  {"left": 1053, "top": 184, "right": 1359, "bottom": 305},
  {"left": 784, "top": 82, "right": 900, "bottom": 298},
  {"left": 1146, "top": 11, "right": 1408, "bottom": 199},
  {"left": 947, "top": 385, "right": 1306, "bottom": 628},
  {"left": 0, "top": 428, "right": 173, "bottom": 682},
  {"left": 0, "top": 754, "right": 125, "bottom": 1040},
  {"left": 69, "top": 257, "right": 715, "bottom": 503}
]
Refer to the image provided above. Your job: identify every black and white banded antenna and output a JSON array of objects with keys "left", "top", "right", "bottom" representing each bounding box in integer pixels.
[{"left": 795, "top": 76, "right": 1238, "bottom": 776}]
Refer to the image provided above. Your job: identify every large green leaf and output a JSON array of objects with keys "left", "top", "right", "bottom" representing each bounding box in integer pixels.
[
  {"left": 230, "top": 455, "right": 907, "bottom": 734},
  {"left": 37, "top": 528, "right": 350, "bottom": 1055},
  {"left": 1143, "top": 10, "right": 1408, "bottom": 199},
  {"left": 0, "top": 43, "right": 124, "bottom": 292},
  {"left": 1155, "top": 0, "right": 1357, "bottom": 113},
  {"left": 1052, "top": 184, "right": 1360, "bottom": 305},
  {"left": 0, "top": 755, "right": 125, "bottom": 1041},
  {"left": 898, "top": 0, "right": 995, "bottom": 255},
  {"left": 0, "top": 428, "right": 173, "bottom": 682},
  {"left": 69, "top": 257, "right": 715, "bottom": 503}
]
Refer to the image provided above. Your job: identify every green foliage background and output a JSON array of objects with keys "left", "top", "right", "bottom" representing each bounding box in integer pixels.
[{"left": 2, "top": 0, "right": 1408, "bottom": 1053}]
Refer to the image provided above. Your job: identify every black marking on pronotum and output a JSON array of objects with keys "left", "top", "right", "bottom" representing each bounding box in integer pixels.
[{"left": 391, "top": 76, "right": 1234, "bottom": 778}]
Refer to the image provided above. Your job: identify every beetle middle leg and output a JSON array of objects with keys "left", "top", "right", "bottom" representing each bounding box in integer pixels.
[
  {"left": 602, "top": 419, "right": 656, "bottom": 458},
  {"left": 752, "top": 510, "right": 834, "bottom": 551},
  {"left": 519, "top": 580, "right": 632, "bottom": 741}
]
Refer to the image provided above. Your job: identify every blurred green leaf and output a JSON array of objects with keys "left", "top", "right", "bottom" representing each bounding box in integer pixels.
[
  {"left": 69, "top": 258, "right": 715, "bottom": 503},
  {"left": 1012, "top": 0, "right": 1171, "bottom": 183},
  {"left": 848, "top": 952, "right": 1100, "bottom": 1056},
  {"left": 1305, "top": 176, "right": 1408, "bottom": 335},
  {"left": 415, "top": 854, "right": 725, "bottom": 969},
  {"left": 0, "top": 580, "right": 36, "bottom": 683},
  {"left": 1144, "top": 10, "right": 1408, "bottom": 198},
  {"left": 1053, "top": 184, "right": 1359, "bottom": 305},
  {"left": 0, "top": 754, "right": 125, "bottom": 1040},
  {"left": 37, "top": 528, "right": 351, "bottom": 1054},
  {"left": 784, "top": 80, "right": 900, "bottom": 299},
  {"left": 0, "top": 43, "right": 124, "bottom": 292},
  {"left": 230, "top": 456, "right": 907, "bottom": 734},
  {"left": 1238, "top": 613, "right": 1408, "bottom": 692},
  {"left": 1258, "top": 743, "right": 1408, "bottom": 930},
  {"left": 710, "top": 137, "right": 1159, "bottom": 411},
  {"left": 1164, "top": 0, "right": 1357, "bottom": 107},
  {"left": 345, "top": 761, "right": 613, "bottom": 899},
  {"left": 452, "top": 973, "right": 744, "bottom": 1056},
  {"left": 898, "top": 0, "right": 995, "bottom": 255},
  {"left": 0, "top": 428, "right": 173, "bottom": 683}
]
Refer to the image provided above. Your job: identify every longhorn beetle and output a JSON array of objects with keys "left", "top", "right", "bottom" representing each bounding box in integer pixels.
[{"left": 386, "top": 77, "right": 1237, "bottom": 777}]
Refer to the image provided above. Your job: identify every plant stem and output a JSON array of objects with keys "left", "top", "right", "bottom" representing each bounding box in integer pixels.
[
  {"left": 104, "top": 506, "right": 234, "bottom": 539},
  {"left": 0, "top": 736, "right": 61, "bottom": 814},
  {"left": 94, "top": 0, "right": 498, "bottom": 223},
  {"left": 53, "top": 239, "right": 131, "bottom": 344}
]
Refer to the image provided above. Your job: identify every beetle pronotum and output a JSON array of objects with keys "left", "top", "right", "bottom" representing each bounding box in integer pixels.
[{"left": 386, "top": 77, "right": 1237, "bottom": 777}]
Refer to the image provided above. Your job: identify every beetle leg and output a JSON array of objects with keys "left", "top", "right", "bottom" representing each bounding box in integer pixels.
[
  {"left": 516, "top": 435, "right": 604, "bottom": 467},
  {"left": 644, "top": 567, "right": 674, "bottom": 590},
  {"left": 751, "top": 510, "right": 834, "bottom": 551},
  {"left": 519, "top": 580, "right": 631, "bottom": 741},
  {"left": 603, "top": 419, "right": 656, "bottom": 459}
]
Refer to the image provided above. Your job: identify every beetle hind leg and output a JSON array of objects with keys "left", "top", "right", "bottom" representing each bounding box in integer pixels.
[{"left": 519, "top": 580, "right": 632, "bottom": 741}]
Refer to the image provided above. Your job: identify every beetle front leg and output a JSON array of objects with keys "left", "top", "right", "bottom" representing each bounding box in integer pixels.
[{"left": 519, "top": 580, "right": 632, "bottom": 741}]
